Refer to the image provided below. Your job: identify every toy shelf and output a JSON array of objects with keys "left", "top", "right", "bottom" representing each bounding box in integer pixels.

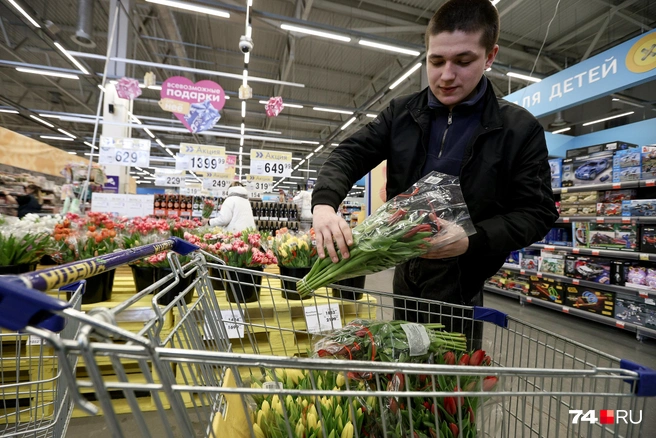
[
  {"left": 483, "top": 285, "right": 656, "bottom": 341},
  {"left": 555, "top": 216, "right": 656, "bottom": 224},
  {"left": 529, "top": 243, "right": 656, "bottom": 262},
  {"left": 501, "top": 264, "right": 656, "bottom": 300},
  {"left": 552, "top": 179, "right": 656, "bottom": 195}
]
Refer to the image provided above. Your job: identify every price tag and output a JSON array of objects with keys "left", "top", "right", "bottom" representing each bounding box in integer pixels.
[
  {"left": 646, "top": 180, "right": 656, "bottom": 187},
  {"left": 246, "top": 174, "right": 273, "bottom": 198},
  {"left": 640, "top": 253, "right": 650, "bottom": 261},
  {"left": 596, "top": 217, "right": 605, "bottom": 223},
  {"left": 176, "top": 143, "right": 226, "bottom": 172},
  {"left": 180, "top": 184, "right": 202, "bottom": 196},
  {"left": 520, "top": 269, "right": 526, "bottom": 275},
  {"left": 612, "top": 183, "right": 622, "bottom": 189},
  {"left": 622, "top": 217, "right": 631, "bottom": 224},
  {"left": 573, "top": 248, "right": 580, "bottom": 254},
  {"left": 526, "top": 297, "right": 533, "bottom": 303},
  {"left": 304, "top": 303, "right": 342, "bottom": 334},
  {"left": 250, "top": 149, "right": 292, "bottom": 177},
  {"left": 562, "top": 307, "right": 569, "bottom": 313},
  {"left": 591, "top": 250, "right": 600, "bottom": 256},
  {"left": 561, "top": 188, "right": 568, "bottom": 193},
  {"left": 572, "top": 279, "right": 580, "bottom": 285},
  {"left": 639, "top": 291, "right": 649, "bottom": 298},
  {"left": 28, "top": 335, "right": 42, "bottom": 345},
  {"left": 99, "top": 136, "right": 151, "bottom": 167},
  {"left": 616, "top": 321, "right": 625, "bottom": 329},
  {"left": 154, "top": 171, "right": 186, "bottom": 187},
  {"left": 563, "top": 217, "right": 570, "bottom": 223},
  {"left": 203, "top": 309, "right": 245, "bottom": 340},
  {"left": 537, "top": 272, "right": 543, "bottom": 278},
  {"left": 202, "top": 173, "right": 232, "bottom": 197},
  {"left": 544, "top": 245, "right": 555, "bottom": 251}
]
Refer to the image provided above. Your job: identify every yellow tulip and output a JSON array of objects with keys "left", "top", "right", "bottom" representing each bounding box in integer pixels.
[
  {"left": 295, "top": 420, "right": 305, "bottom": 438},
  {"left": 275, "top": 368, "right": 286, "bottom": 382},
  {"left": 316, "top": 421, "right": 323, "bottom": 438},
  {"left": 307, "top": 412, "right": 317, "bottom": 429},
  {"left": 302, "top": 399, "right": 308, "bottom": 408},
  {"left": 253, "top": 423, "right": 265, "bottom": 438},
  {"left": 274, "top": 401, "right": 284, "bottom": 416},
  {"left": 309, "top": 404, "right": 318, "bottom": 419},
  {"left": 256, "top": 410, "right": 265, "bottom": 428},
  {"left": 341, "top": 421, "right": 353, "bottom": 438},
  {"left": 335, "top": 405, "right": 343, "bottom": 418},
  {"left": 336, "top": 373, "right": 345, "bottom": 387},
  {"left": 261, "top": 400, "right": 270, "bottom": 417}
]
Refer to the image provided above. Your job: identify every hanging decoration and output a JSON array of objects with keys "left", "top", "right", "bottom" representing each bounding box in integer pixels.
[
  {"left": 159, "top": 77, "right": 226, "bottom": 134},
  {"left": 144, "top": 71, "right": 156, "bottom": 87},
  {"left": 116, "top": 77, "right": 142, "bottom": 100},
  {"left": 265, "top": 96, "right": 284, "bottom": 117}
]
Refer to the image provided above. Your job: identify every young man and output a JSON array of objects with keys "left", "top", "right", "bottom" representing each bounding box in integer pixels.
[{"left": 311, "top": 0, "right": 558, "bottom": 337}]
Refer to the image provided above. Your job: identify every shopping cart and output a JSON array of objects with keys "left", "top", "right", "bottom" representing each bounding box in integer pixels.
[
  {"left": 0, "top": 238, "right": 653, "bottom": 438},
  {"left": 1, "top": 275, "right": 84, "bottom": 437}
]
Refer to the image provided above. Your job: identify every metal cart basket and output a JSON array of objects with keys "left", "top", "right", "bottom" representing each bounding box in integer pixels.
[{"left": 0, "top": 238, "right": 653, "bottom": 438}]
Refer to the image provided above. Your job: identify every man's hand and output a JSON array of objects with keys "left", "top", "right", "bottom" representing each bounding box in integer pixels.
[
  {"left": 313, "top": 204, "right": 353, "bottom": 263},
  {"left": 421, "top": 236, "right": 469, "bottom": 259}
]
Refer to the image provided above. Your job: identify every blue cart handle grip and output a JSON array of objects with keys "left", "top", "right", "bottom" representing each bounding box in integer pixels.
[{"left": 0, "top": 237, "right": 198, "bottom": 332}]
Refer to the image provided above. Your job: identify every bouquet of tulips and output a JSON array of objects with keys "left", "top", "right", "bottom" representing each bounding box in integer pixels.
[
  {"left": 202, "top": 199, "right": 215, "bottom": 219},
  {"left": 270, "top": 228, "right": 318, "bottom": 268},
  {"left": 297, "top": 172, "right": 475, "bottom": 297}
]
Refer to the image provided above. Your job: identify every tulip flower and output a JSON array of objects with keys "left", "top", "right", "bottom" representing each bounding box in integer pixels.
[
  {"left": 444, "top": 397, "right": 457, "bottom": 416},
  {"left": 443, "top": 351, "right": 456, "bottom": 365},
  {"left": 469, "top": 349, "right": 486, "bottom": 366},
  {"left": 448, "top": 423, "right": 459, "bottom": 436},
  {"left": 457, "top": 353, "right": 470, "bottom": 366},
  {"left": 483, "top": 376, "right": 499, "bottom": 391}
]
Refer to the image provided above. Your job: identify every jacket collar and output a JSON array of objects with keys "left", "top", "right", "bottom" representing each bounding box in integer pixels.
[
  {"left": 406, "top": 76, "right": 503, "bottom": 129},
  {"left": 228, "top": 186, "right": 249, "bottom": 198}
]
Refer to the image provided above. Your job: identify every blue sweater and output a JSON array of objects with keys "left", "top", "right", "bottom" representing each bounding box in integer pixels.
[{"left": 421, "top": 78, "right": 488, "bottom": 177}]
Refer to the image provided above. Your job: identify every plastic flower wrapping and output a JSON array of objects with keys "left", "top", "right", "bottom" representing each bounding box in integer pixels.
[
  {"left": 51, "top": 212, "right": 123, "bottom": 263},
  {"left": 270, "top": 228, "right": 317, "bottom": 268},
  {"left": 0, "top": 214, "right": 60, "bottom": 266},
  {"left": 297, "top": 172, "right": 475, "bottom": 296}
]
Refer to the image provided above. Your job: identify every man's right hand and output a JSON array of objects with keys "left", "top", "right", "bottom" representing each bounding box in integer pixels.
[{"left": 313, "top": 204, "right": 353, "bottom": 263}]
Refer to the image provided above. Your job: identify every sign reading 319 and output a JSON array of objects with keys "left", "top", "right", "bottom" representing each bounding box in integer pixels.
[{"left": 250, "top": 149, "right": 292, "bottom": 177}]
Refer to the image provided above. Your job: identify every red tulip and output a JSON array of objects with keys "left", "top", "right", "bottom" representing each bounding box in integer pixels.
[
  {"left": 458, "top": 354, "right": 470, "bottom": 366},
  {"left": 469, "top": 350, "right": 485, "bottom": 366},
  {"left": 444, "top": 397, "right": 457, "bottom": 415},
  {"left": 390, "top": 398, "right": 399, "bottom": 414},
  {"left": 483, "top": 376, "right": 499, "bottom": 391},
  {"left": 482, "top": 355, "right": 492, "bottom": 366},
  {"left": 429, "top": 428, "right": 437, "bottom": 438},
  {"left": 423, "top": 401, "right": 431, "bottom": 410},
  {"left": 467, "top": 406, "right": 475, "bottom": 423},
  {"left": 449, "top": 423, "right": 459, "bottom": 436},
  {"left": 443, "top": 352, "right": 456, "bottom": 365},
  {"left": 453, "top": 386, "right": 464, "bottom": 406}
]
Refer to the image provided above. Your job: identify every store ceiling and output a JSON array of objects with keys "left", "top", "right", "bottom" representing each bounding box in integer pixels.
[{"left": 0, "top": 0, "right": 655, "bottom": 186}]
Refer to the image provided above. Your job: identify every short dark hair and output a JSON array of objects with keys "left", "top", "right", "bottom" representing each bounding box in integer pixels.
[{"left": 425, "top": 0, "right": 500, "bottom": 53}]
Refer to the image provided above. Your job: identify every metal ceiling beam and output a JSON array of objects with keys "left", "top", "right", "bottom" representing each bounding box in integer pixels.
[
  {"left": 154, "top": 5, "right": 195, "bottom": 79},
  {"left": 546, "top": 0, "right": 642, "bottom": 51},
  {"left": 498, "top": 0, "right": 529, "bottom": 18},
  {"left": 588, "top": 0, "right": 654, "bottom": 30},
  {"left": 354, "top": 25, "right": 426, "bottom": 35},
  {"left": 582, "top": 15, "right": 611, "bottom": 61}
]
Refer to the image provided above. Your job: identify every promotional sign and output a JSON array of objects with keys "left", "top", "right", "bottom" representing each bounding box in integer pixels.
[
  {"left": 99, "top": 136, "right": 151, "bottom": 167},
  {"left": 246, "top": 174, "right": 273, "bottom": 199},
  {"left": 180, "top": 183, "right": 202, "bottom": 196},
  {"left": 504, "top": 30, "right": 656, "bottom": 118},
  {"left": 175, "top": 143, "right": 226, "bottom": 172},
  {"left": 103, "top": 175, "right": 119, "bottom": 193},
  {"left": 202, "top": 172, "right": 233, "bottom": 197},
  {"left": 154, "top": 170, "right": 186, "bottom": 187},
  {"left": 91, "top": 193, "right": 154, "bottom": 217},
  {"left": 159, "top": 77, "right": 226, "bottom": 134},
  {"left": 250, "top": 149, "right": 292, "bottom": 177}
]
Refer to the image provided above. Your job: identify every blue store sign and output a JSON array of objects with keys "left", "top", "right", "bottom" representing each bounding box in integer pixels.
[{"left": 504, "top": 30, "right": 656, "bottom": 118}]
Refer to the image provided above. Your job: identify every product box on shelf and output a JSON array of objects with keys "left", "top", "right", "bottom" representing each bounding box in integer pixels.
[
  {"left": 519, "top": 250, "right": 541, "bottom": 271},
  {"left": 588, "top": 223, "right": 637, "bottom": 251},
  {"left": 596, "top": 203, "right": 623, "bottom": 216},
  {"left": 610, "top": 260, "right": 639, "bottom": 286},
  {"left": 621, "top": 199, "right": 656, "bottom": 217},
  {"left": 506, "top": 250, "right": 520, "bottom": 266},
  {"left": 602, "top": 189, "right": 637, "bottom": 203},
  {"left": 565, "top": 141, "right": 637, "bottom": 159},
  {"left": 549, "top": 158, "right": 562, "bottom": 189},
  {"left": 539, "top": 228, "right": 572, "bottom": 247},
  {"left": 568, "top": 153, "right": 614, "bottom": 187},
  {"left": 613, "top": 148, "right": 642, "bottom": 168},
  {"left": 528, "top": 276, "right": 564, "bottom": 303},
  {"left": 613, "top": 166, "right": 641, "bottom": 183},
  {"left": 561, "top": 205, "right": 579, "bottom": 216},
  {"left": 641, "top": 145, "right": 656, "bottom": 180},
  {"left": 641, "top": 226, "right": 656, "bottom": 254},
  {"left": 573, "top": 222, "right": 590, "bottom": 248},
  {"left": 538, "top": 251, "right": 566, "bottom": 276},
  {"left": 560, "top": 191, "right": 600, "bottom": 205},
  {"left": 564, "top": 255, "right": 611, "bottom": 284},
  {"left": 564, "top": 285, "right": 615, "bottom": 316},
  {"left": 614, "top": 296, "right": 656, "bottom": 329},
  {"left": 578, "top": 205, "right": 597, "bottom": 216},
  {"left": 505, "top": 274, "right": 531, "bottom": 295},
  {"left": 625, "top": 265, "right": 656, "bottom": 291}
]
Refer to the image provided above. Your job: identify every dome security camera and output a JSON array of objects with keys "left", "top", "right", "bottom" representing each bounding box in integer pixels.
[{"left": 239, "top": 36, "right": 254, "bottom": 54}]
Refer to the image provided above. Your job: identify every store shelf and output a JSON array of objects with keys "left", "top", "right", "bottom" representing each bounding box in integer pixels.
[
  {"left": 484, "top": 285, "right": 656, "bottom": 340},
  {"left": 553, "top": 181, "right": 640, "bottom": 194},
  {"left": 501, "top": 264, "right": 656, "bottom": 299},
  {"left": 555, "top": 216, "right": 656, "bottom": 224},
  {"left": 529, "top": 243, "right": 655, "bottom": 261}
]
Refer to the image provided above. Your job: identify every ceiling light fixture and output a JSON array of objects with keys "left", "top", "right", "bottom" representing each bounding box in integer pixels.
[
  {"left": 57, "top": 128, "right": 76, "bottom": 138},
  {"left": 144, "top": 0, "right": 230, "bottom": 18},
  {"left": 314, "top": 145, "right": 324, "bottom": 153},
  {"left": 7, "top": 0, "right": 40, "bottom": 28},
  {"left": 39, "top": 113, "right": 61, "bottom": 119},
  {"left": 54, "top": 42, "right": 89, "bottom": 75},
  {"left": 148, "top": 85, "right": 162, "bottom": 90},
  {"left": 506, "top": 71, "right": 542, "bottom": 83},
  {"left": 358, "top": 40, "right": 420, "bottom": 56},
  {"left": 280, "top": 24, "right": 351, "bottom": 42},
  {"left": 365, "top": 114, "right": 377, "bottom": 118},
  {"left": 341, "top": 117, "right": 357, "bottom": 130},
  {"left": 166, "top": 148, "right": 175, "bottom": 156},
  {"left": 390, "top": 63, "right": 423, "bottom": 89},
  {"left": 41, "top": 135, "right": 74, "bottom": 141},
  {"left": 84, "top": 141, "right": 98, "bottom": 150},
  {"left": 298, "top": 169, "right": 317, "bottom": 173},
  {"left": 551, "top": 127, "right": 571, "bottom": 134},
  {"left": 30, "top": 115, "right": 55, "bottom": 128},
  {"left": 16, "top": 67, "right": 79, "bottom": 80},
  {"left": 331, "top": 143, "right": 339, "bottom": 146},
  {"left": 306, "top": 152, "right": 314, "bottom": 159},
  {"left": 143, "top": 128, "right": 156, "bottom": 139},
  {"left": 67, "top": 151, "right": 77, "bottom": 155},
  {"left": 241, "top": 101, "right": 246, "bottom": 118},
  {"left": 582, "top": 111, "right": 634, "bottom": 127},
  {"left": 155, "top": 139, "right": 166, "bottom": 148},
  {"left": 0, "top": 109, "right": 19, "bottom": 114},
  {"left": 313, "top": 107, "right": 353, "bottom": 115},
  {"left": 300, "top": 141, "right": 320, "bottom": 145}
]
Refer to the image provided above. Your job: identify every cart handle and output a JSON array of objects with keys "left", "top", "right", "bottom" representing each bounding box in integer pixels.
[
  {"left": 621, "top": 359, "right": 656, "bottom": 397},
  {"left": 0, "top": 237, "right": 198, "bottom": 332}
]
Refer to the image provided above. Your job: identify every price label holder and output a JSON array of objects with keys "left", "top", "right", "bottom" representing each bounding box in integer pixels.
[
  {"left": 99, "top": 136, "right": 151, "bottom": 167},
  {"left": 563, "top": 217, "right": 570, "bottom": 223},
  {"left": 645, "top": 180, "right": 656, "bottom": 187},
  {"left": 640, "top": 253, "right": 650, "bottom": 261},
  {"left": 572, "top": 279, "right": 580, "bottom": 285},
  {"left": 180, "top": 184, "right": 202, "bottom": 196},
  {"left": 28, "top": 335, "right": 42, "bottom": 345},
  {"left": 561, "top": 188, "right": 568, "bottom": 194},
  {"left": 203, "top": 309, "right": 245, "bottom": 340},
  {"left": 596, "top": 217, "right": 605, "bottom": 224},
  {"left": 155, "top": 171, "right": 186, "bottom": 187},
  {"left": 250, "top": 149, "right": 292, "bottom": 177},
  {"left": 304, "top": 303, "right": 342, "bottom": 334},
  {"left": 246, "top": 174, "right": 273, "bottom": 198},
  {"left": 562, "top": 307, "right": 569, "bottom": 314},
  {"left": 202, "top": 172, "right": 233, "bottom": 197},
  {"left": 612, "top": 183, "right": 622, "bottom": 189},
  {"left": 176, "top": 143, "right": 226, "bottom": 172},
  {"left": 615, "top": 321, "right": 625, "bottom": 329}
]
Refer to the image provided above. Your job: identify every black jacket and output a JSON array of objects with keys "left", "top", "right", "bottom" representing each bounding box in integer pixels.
[
  {"left": 16, "top": 194, "right": 41, "bottom": 218},
  {"left": 312, "top": 80, "right": 559, "bottom": 299}
]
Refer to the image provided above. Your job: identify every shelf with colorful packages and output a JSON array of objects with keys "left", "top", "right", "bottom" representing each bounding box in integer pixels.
[{"left": 61, "top": 162, "right": 106, "bottom": 214}]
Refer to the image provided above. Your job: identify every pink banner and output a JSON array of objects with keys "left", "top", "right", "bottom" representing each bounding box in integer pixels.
[{"left": 159, "top": 77, "right": 226, "bottom": 134}]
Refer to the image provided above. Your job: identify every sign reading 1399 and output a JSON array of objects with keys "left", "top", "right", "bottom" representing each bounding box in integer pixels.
[
  {"left": 175, "top": 143, "right": 226, "bottom": 172},
  {"left": 250, "top": 149, "right": 292, "bottom": 177}
]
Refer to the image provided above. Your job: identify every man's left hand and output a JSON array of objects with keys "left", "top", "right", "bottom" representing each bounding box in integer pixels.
[{"left": 421, "top": 236, "right": 469, "bottom": 259}]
